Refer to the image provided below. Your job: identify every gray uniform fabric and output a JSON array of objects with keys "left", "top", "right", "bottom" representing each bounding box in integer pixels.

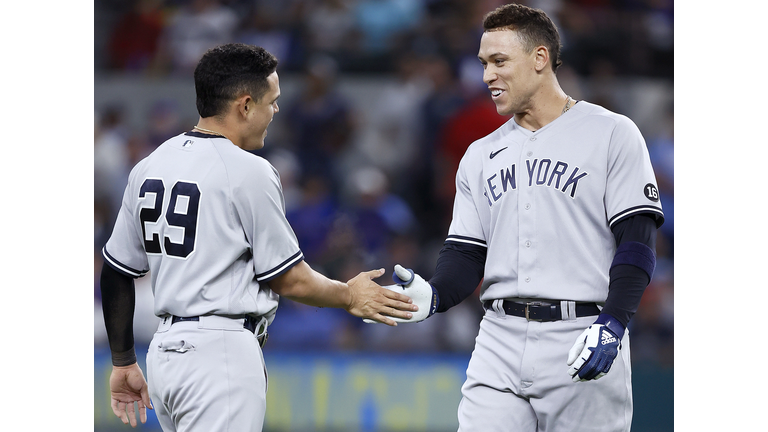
[
  {"left": 446, "top": 101, "right": 663, "bottom": 302},
  {"left": 103, "top": 131, "right": 303, "bottom": 431},
  {"left": 458, "top": 312, "right": 632, "bottom": 432},
  {"left": 446, "top": 101, "right": 662, "bottom": 432}
]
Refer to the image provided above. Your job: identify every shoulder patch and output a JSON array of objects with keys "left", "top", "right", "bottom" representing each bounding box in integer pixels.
[{"left": 643, "top": 183, "right": 659, "bottom": 202}]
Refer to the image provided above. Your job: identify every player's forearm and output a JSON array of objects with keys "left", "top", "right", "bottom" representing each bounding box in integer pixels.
[
  {"left": 604, "top": 214, "right": 658, "bottom": 327},
  {"left": 601, "top": 264, "right": 650, "bottom": 328},
  {"left": 100, "top": 264, "right": 138, "bottom": 366},
  {"left": 429, "top": 243, "right": 487, "bottom": 312},
  {"left": 268, "top": 261, "right": 352, "bottom": 309}
]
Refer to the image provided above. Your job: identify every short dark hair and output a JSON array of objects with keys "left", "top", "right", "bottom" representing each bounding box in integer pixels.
[
  {"left": 194, "top": 43, "right": 279, "bottom": 118},
  {"left": 483, "top": 3, "right": 562, "bottom": 72}
]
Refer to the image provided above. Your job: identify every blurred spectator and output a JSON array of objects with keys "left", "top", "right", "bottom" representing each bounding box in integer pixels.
[
  {"left": 265, "top": 148, "right": 304, "bottom": 213},
  {"left": 318, "top": 212, "right": 371, "bottom": 278},
  {"left": 237, "top": 3, "right": 295, "bottom": 67},
  {"left": 419, "top": 53, "right": 467, "bottom": 150},
  {"left": 94, "top": 107, "right": 130, "bottom": 212},
  {"left": 300, "top": 0, "right": 358, "bottom": 57},
  {"left": 558, "top": 2, "right": 625, "bottom": 76},
  {"left": 357, "top": 51, "right": 433, "bottom": 191},
  {"left": 286, "top": 175, "right": 339, "bottom": 264},
  {"left": 265, "top": 298, "right": 360, "bottom": 351},
  {"left": 94, "top": 196, "right": 114, "bottom": 251},
  {"left": 353, "top": 0, "right": 425, "bottom": 54},
  {"left": 284, "top": 55, "right": 356, "bottom": 193},
  {"left": 643, "top": 0, "right": 673, "bottom": 77},
  {"left": 107, "top": 0, "right": 165, "bottom": 71},
  {"left": 343, "top": 166, "right": 418, "bottom": 260},
  {"left": 146, "top": 99, "right": 185, "bottom": 145},
  {"left": 408, "top": 54, "right": 466, "bottom": 238},
  {"left": 582, "top": 57, "right": 622, "bottom": 113},
  {"left": 157, "top": 0, "right": 239, "bottom": 73}
]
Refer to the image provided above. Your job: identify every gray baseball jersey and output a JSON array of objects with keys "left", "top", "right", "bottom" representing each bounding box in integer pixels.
[
  {"left": 449, "top": 101, "right": 663, "bottom": 432},
  {"left": 445, "top": 101, "right": 663, "bottom": 303},
  {"left": 103, "top": 131, "right": 304, "bottom": 323}
]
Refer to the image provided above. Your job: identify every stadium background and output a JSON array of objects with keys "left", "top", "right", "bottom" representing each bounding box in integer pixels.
[{"left": 93, "top": 0, "right": 674, "bottom": 430}]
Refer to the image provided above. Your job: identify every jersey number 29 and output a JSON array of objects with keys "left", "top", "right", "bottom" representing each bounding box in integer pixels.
[{"left": 139, "top": 179, "right": 201, "bottom": 258}]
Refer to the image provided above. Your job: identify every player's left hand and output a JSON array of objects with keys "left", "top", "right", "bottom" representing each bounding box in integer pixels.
[
  {"left": 363, "top": 264, "right": 439, "bottom": 324},
  {"left": 109, "top": 363, "right": 153, "bottom": 427},
  {"left": 566, "top": 314, "right": 624, "bottom": 382}
]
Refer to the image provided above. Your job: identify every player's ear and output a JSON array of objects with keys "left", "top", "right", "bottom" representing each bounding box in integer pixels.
[
  {"left": 235, "top": 94, "right": 253, "bottom": 119},
  {"left": 533, "top": 46, "right": 549, "bottom": 72}
]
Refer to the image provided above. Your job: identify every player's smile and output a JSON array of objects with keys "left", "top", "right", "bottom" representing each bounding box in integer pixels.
[{"left": 490, "top": 88, "right": 504, "bottom": 100}]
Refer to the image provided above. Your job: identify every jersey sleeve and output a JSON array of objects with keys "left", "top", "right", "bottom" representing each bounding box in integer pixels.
[
  {"left": 605, "top": 116, "right": 665, "bottom": 229},
  {"left": 446, "top": 153, "right": 488, "bottom": 248},
  {"left": 234, "top": 159, "right": 304, "bottom": 282},
  {"left": 103, "top": 167, "right": 150, "bottom": 278}
]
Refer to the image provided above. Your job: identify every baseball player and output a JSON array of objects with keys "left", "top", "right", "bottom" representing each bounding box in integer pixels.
[
  {"left": 99, "top": 43, "right": 418, "bottom": 431},
  {"left": 373, "top": 4, "right": 664, "bottom": 431}
]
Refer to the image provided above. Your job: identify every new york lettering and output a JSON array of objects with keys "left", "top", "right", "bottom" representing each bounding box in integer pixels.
[{"left": 484, "top": 159, "right": 589, "bottom": 206}]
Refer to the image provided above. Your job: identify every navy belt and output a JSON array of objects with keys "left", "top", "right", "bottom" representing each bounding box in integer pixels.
[
  {"left": 482, "top": 300, "right": 600, "bottom": 322},
  {"left": 170, "top": 315, "right": 259, "bottom": 333},
  {"left": 171, "top": 315, "right": 268, "bottom": 346}
]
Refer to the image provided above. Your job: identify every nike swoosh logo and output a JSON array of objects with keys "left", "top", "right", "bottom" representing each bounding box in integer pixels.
[{"left": 490, "top": 147, "right": 508, "bottom": 159}]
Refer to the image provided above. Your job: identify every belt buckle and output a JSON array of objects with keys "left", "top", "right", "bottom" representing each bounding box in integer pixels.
[{"left": 525, "top": 302, "right": 546, "bottom": 321}]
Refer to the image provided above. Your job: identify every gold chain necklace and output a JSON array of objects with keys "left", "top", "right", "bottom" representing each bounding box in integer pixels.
[
  {"left": 192, "top": 125, "right": 226, "bottom": 137},
  {"left": 562, "top": 95, "right": 574, "bottom": 115}
]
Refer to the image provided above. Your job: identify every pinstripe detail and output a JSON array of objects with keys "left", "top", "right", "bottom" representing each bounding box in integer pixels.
[
  {"left": 609, "top": 206, "right": 665, "bottom": 227},
  {"left": 445, "top": 235, "right": 488, "bottom": 248},
  {"left": 255, "top": 251, "right": 304, "bottom": 282},
  {"left": 102, "top": 247, "right": 148, "bottom": 278}
]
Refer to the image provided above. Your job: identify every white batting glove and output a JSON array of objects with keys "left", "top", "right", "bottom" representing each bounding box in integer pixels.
[
  {"left": 363, "top": 264, "right": 439, "bottom": 324},
  {"left": 566, "top": 316, "right": 623, "bottom": 382}
]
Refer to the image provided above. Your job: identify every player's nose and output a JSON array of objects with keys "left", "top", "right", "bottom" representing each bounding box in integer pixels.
[{"left": 483, "top": 68, "right": 496, "bottom": 85}]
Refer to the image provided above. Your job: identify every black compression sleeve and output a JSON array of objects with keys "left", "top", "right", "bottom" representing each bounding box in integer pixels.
[
  {"left": 602, "top": 214, "right": 657, "bottom": 327},
  {"left": 603, "top": 264, "right": 649, "bottom": 328},
  {"left": 611, "top": 213, "right": 657, "bottom": 250},
  {"left": 429, "top": 243, "right": 486, "bottom": 312},
  {"left": 100, "top": 263, "right": 137, "bottom": 366}
]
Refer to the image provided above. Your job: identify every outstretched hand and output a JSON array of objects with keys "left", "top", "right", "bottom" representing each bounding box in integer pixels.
[
  {"left": 346, "top": 268, "right": 418, "bottom": 326},
  {"left": 363, "top": 264, "right": 439, "bottom": 324},
  {"left": 109, "top": 363, "right": 153, "bottom": 427}
]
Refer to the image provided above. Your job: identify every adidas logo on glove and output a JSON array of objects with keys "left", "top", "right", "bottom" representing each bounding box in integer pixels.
[{"left": 600, "top": 330, "right": 617, "bottom": 346}]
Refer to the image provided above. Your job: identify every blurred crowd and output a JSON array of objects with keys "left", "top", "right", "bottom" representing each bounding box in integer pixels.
[{"left": 94, "top": 0, "right": 674, "bottom": 367}]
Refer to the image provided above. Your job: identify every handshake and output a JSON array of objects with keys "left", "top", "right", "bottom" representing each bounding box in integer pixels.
[{"left": 363, "top": 265, "right": 439, "bottom": 324}]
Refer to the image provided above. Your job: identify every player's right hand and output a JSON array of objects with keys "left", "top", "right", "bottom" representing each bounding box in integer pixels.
[
  {"left": 363, "top": 264, "right": 439, "bottom": 324},
  {"left": 109, "top": 362, "right": 153, "bottom": 427},
  {"left": 346, "top": 268, "right": 418, "bottom": 326}
]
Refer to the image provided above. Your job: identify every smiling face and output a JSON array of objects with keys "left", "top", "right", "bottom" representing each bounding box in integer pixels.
[
  {"left": 243, "top": 71, "right": 281, "bottom": 151},
  {"left": 478, "top": 29, "right": 541, "bottom": 117}
]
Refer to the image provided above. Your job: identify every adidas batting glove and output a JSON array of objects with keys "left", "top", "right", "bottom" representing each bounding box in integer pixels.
[
  {"left": 566, "top": 314, "right": 624, "bottom": 382},
  {"left": 363, "top": 264, "right": 439, "bottom": 324}
]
